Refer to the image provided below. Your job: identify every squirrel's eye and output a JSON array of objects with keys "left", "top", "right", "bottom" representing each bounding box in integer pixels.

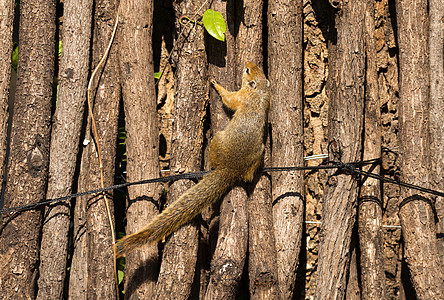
[
  {"left": 243, "top": 67, "right": 250, "bottom": 74},
  {"left": 247, "top": 80, "right": 256, "bottom": 89}
]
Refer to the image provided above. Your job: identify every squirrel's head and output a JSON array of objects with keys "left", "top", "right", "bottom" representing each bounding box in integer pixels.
[{"left": 242, "top": 62, "right": 270, "bottom": 91}]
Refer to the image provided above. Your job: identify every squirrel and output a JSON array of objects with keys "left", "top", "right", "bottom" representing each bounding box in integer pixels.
[{"left": 115, "top": 62, "right": 270, "bottom": 256}]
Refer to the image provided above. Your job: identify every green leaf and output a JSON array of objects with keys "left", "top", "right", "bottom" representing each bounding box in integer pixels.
[
  {"left": 58, "top": 41, "right": 62, "bottom": 57},
  {"left": 118, "top": 270, "right": 124, "bottom": 284},
  {"left": 154, "top": 72, "right": 162, "bottom": 79},
  {"left": 12, "top": 43, "right": 18, "bottom": 70},
  {"left": 202, "top": 9, "right": 226, "bottom": 42}
]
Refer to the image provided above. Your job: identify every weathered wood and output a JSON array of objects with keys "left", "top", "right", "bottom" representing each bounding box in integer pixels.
[
  {"left": 85, "top": 1, "right": 120, "bottom": 296},
  {"left": 37, "top": 0, "right": 93, "bottom": 298},
  {"left": 396, "top": 0, "right": 443, "bottom": 297},
  {"left": 0, "top": 0, "right": 56, "bottom": 297},
  {"left": 268, "top": 0, "right": 304, "bottom": 298},
  {"left": 118, "top": 0, "right": 161, "bottom": 298},
  {"left": 358, "top": 0, "right": 386, "bottom": 298},
  {"left": 429, "top": 0, "right": 444, "bottom": 256},
  {"left": 234, "top": 1, "right": 280, "bottom": 299},
  {"left": 205, "top": 1, "right": 248, "bottom": 299},
  {"left": 153, "top": 1, "right": 209, "bottom": 298},
  {"left": 345, "top": 244, "right": 361, "bottom": 300},
  {"left": 0, "top": 0, "right": 14, "bottom": 185},
  {"left": 302, "top": 1, "right": 331, "bottom": 298},
  {"left": 68, "top": 0, "right": 120, "bottom": 298},
  {"left": 315, "top": 1, "right": 365, "bottom": 298}
]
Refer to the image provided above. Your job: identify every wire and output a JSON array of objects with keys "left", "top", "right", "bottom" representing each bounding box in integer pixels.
[
  {"left": 1, "top": 160, "right": 443, "bottom": 214},
  {"left": 0, "top": 171, "right": 209, "bottom": 214}
]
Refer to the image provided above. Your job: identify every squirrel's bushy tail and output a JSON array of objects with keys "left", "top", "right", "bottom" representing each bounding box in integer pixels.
[{"left": 115, "top": 169, "right": 235, "bottom": 256}]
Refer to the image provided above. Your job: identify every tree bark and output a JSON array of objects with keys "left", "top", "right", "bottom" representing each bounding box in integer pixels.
[
  {"left": 68, "top": 148, "right": 90, "bottom": 299},
  {"left": 235, "top": 1, "right": 280, "bottom": 299},
  {"left": 268, "top": 1, "right": 304, "bottom": 299},
  {"left": 358, "top": 0, "right": 385, "bottom": 298},
  {"left": 154, "top": 1, "right": 209, "bottom": 298},
  {"left": 0, "top": 0, "right": 14, "bottom": 184},
  {"left": 0, "top": 0, "right": 56, "bottom": 298},
  {"left": 315, "top": 1, "right": 365, "bottom": 299},
  {"left": 68, "top": 0, "right": 120, "bottom": 298},
  {"left": 345, "top": 244, "right": 361, "bottom": 300},
  {"left": 37, "top": 0, "right": 93, "bottom": 298},
  {"left": 429, "top": 0, "right": 444, "bottom": 257},
  {"left": 302, "top": 2, "right": 331, "bottom": 298},
  {"left": 85, "top": 2, "right": 120, "bottom": 297},
  {"left": 205, "top": 2, "right": 248, "bottom": 299},
  {"left": 396, "top": 0, "right": 444, "bottom": 298},
  {"left": 118, "top": 0, "right": 161, "bottom": 298}
]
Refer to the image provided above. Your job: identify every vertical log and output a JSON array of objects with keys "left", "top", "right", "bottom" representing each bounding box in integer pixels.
[
  {"left": 345, "top": 244, "right": 361, "bottom": 300},
  {"left": 118, "top": 0, "right": 161, "bottom": 298},
  {"left": 68, "top": 148, "right": 90, "bottom": 299},
  {"left": 268, "top": 0, "right": 304, "bottom": 298},
  {"left": 0, "top": 0, "right": 56, "bottom": 297},
  {"left": 0, "top": 0, "right": 14, "bottom": 183},
  {"left": 395, "top": 0, "right": 443, "bottom": 298},
  {"left": 37, "top": 0, "right": 93, "bottom": 298},
  {"left": 236, "top": 1, "right": 279, "bottom": 299},
  {"left": 429, "top": 0, "right": 444, "bottom": 255},
  {"left": 302, "top": 2, "right": 331, "bottom": 297},
  {"left": 68, "top": 0, "right": 120, "bottom": 298},
  {"left": 205, "top": 1, "right": 248, "bottom": 299},
  {"left": 85, "top": 1, "right": 120, "bottom": 297},
  {"left": 315, "top": 1, "right": 365, "bottom": 299},
  {"left": 358, "top": 0, "right": 386, "bottom": 298},
  {"left": 154, "top": 1, "right": 209, "bottom": 298},
  {"left": 372, "top": 0, "right": 402, "bottom": 296}
]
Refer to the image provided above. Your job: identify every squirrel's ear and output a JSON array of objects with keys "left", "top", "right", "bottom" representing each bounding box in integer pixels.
[
  {"left": 243, "top": 67, "right": 250, "bottom": 74},
  {"left": 247, "top": 80, "right": 257, "bottom": 89},
  {"left": 267, "top": 80, "right": 270, "bottom": 87}
]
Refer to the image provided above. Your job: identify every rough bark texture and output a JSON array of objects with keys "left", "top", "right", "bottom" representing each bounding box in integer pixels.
[
  {"left": 118, "top": 0, "right": 161, "bottom": 298},
  {"left": 68, "top": 148, "right": 90, "bottom": 300},
  {"left": 345, "top": 245, "right": 361, "bottom": 300},
  {"left": 235, "top": 0, "right": 264, "bottom": 72},
  {"left": 204, "top": 185, "right": 248, "bottom": 300},
  {"left": 396, "top": 0, "right": 444, "bottom": 298},
  {"left": 9, "top": 0, "right": 437, "bottom": 297},
  {"left": 429, "top": 0, "right": 444, "bottom": 255},
  {"left": 302, "top": 1, "right": 330, "bottom": 297},
  {"left": 153, "top": 1, "right": 209, "bottom": 299},
  {"left": 268, "top": 1, "right": 304, "bottom": 299},
  {"left": 0, "top": 0, "right": 14, "bottom": 184},
  {"left": 302, "top": 2, "right": 402, "bottom": 297},
  {"left": 315, "top": 1, "right": 365, "bottom": 299},
  {"left": 358, "top": 0, "right": 385, "bottom": 298},
  {"left": 37, "top": 0, "right": 93, "bottom": 298},
  {"left": 247, "top": 177, "right": 280, "bottom": 300},
  {"left": 68, "top": 1, "right": 120, "bottom": 298},
  {"left": 374, "top": 0, "right": 402, "bottom": 296},
  {"left": 234, "top": 1, "right": 279, "bottom": 299},
  {"left": 0, "top": 0, "right": 56, "bottom": 298},
  {"left": 85, "top": 2, "right": 120, "bottom": 298},
  {"left": 205, "top": 1, "right": 248, "bottom": 299}
]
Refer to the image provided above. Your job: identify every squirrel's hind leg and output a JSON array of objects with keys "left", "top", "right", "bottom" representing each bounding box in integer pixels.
[{"left": 241, "top": 145, "right": 265, "bottom": 182}]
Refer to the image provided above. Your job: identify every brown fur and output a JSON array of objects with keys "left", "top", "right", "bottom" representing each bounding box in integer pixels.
[{"left": 115, "top": 62, "right": 270, "bottom": 256}]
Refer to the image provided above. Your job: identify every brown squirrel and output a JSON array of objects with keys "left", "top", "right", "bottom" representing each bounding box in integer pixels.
[{"left": 115, "top": 62, "right": 270, "bottom": 256}]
